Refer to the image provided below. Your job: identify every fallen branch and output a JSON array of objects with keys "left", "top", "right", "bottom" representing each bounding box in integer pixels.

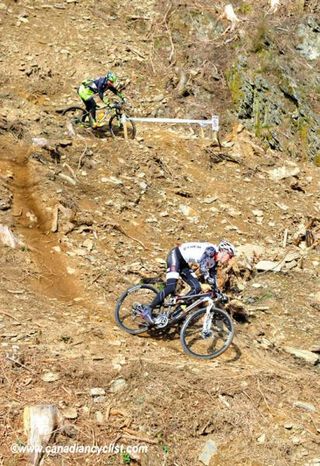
[
  {"left": 102, "top": 222, "right": 148, "bottom": 250},
  {"left": 63, "top": 162, "right": 77, "bottom": 181},
  {"left": 121, "top": 428, "right": 158, "bottom": 445},
  {"left": 105, "top": 404, "right": 112, "bottom": 421},
  {"left": 125, "top": 45, "right": 146, "bottom": 59},
  {"left": 282, "top": 228, "right": 288, "bottom": 248},
  {"left": 0, "top": 310, "right": 21, "bottom": 322},
  {"left": 6, "top": 355, "right": 33, "bottom": 373},
  {"left": 58, "top": 173, "right": 77, "bottom": 186},
  {"left": 78, "top": 143, "right": 88, "bottom": 170},
  {"left": 51, "top": 204, "right": 59, "bottom": 233}
]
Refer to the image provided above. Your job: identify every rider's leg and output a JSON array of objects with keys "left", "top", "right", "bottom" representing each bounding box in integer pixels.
[
  {"left": 78, "top": 85, "right": 96, "bottom": 125},
  {"left": 84, "top": 98, "right": 97, "bottom": 125},
  {"left": 139, "top": 248, "right": 183, "bottom": 323},
  {"left": 180, "top": 268, "right": 202, "bottom": 296},
  {"left": 149, "top": 247, "right": 186, "bottom": 309},
  {"left": 149, "top": 278, "right": 177, "bottom": 309}
]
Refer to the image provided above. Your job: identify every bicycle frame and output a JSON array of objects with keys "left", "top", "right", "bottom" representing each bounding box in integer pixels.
[
  {"left": 178, "top": 294, "right": 214, "bottom": 315},
  {"left": 95, "top": 105, "right": 114, "bottom": 124},
  {"left": 80, "top": 104, "right": 120, "bottom": 126}
]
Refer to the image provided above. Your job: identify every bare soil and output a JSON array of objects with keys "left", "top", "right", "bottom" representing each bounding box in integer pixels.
[{"left": 0, "top": 1, "right": 319, "bottom": 465}]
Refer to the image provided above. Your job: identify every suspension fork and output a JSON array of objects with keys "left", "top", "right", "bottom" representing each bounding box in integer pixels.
[{"left": 202, "top": 298, "right": 214, "bottom": 334}]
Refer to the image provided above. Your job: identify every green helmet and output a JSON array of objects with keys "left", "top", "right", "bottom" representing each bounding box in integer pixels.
[{"left": 106, "top": 71, "right": 117, "bottom": 84}]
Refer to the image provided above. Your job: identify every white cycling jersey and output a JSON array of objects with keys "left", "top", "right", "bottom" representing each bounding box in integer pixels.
[{"left": 178, "top": 242, "right": 218, "bottom": 274}]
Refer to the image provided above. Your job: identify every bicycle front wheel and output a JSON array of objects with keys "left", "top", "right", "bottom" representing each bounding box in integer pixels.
[
  {"left": 109, "top": 114, "right": 136, "bottom": 139},
  {"left": 180, "top": 307, "right": 234, "bottom": 359},
  {"left": 62, "top": 106, "right": 88, "bottom": 126},
  {"left": 115, "top": 284, "right": 158, "bottom": 335}
]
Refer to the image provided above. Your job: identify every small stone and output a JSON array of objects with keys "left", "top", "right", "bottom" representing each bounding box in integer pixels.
[
  {"left": 268, "top": 164, "right": 300, "bottom": 181},
  {"left": 93, "top": 396, "right": 106, "bottom": 403},
  {"left": 203, "top": 197, "right": 217, "bottom": 204},
  {"left": 90, "top": 387, "right": 106, "bottom": 397},
  {"left": 139, "top": 181, "right": 148, "bottom": 190},
  {"left": 283, "top": 252, "right": 301, "bottom": 262},
  {"left": 255, "top": 260, "right": 281, "bottom": 272},
  {"left": 257, "top": 433, "right": 266, "bottom": 444},
  {"left": 41, "top": 372, "right": 60, "bottom": 382},
  {"left": 252, "top": 209, "right": 264, "bottom": 217},
  {"left": 284, "top": 347, "right": 319, "bottom": 365},
  {"left": 258, "top": 337, "right": 274, "bottom": 349},
  {"left": 153, "top": 94, "right": 165, "bottom": 102},
  {"left": 95, "top": 411, "right": 104, "bottom": 425},
  {"left": 198, "top": 438, "right": 218, "bottom": 466},
  {"left": 82, "top": 239, "right": 93, "bottom": 251},
  {"left": 293, "top": 401, "right": 316, "bottom": 413},
  {"left": 62, "top": 407, "right": 78, "bottom": 420},
  {"left": 308, "top": 458, "right": 320, "bottom": 465},
  {"left": 109, "top": 378, "right": 127, "bottom": 393},
  {"left": 112, "top": 355, "right": 126, "bottom": 370},
  {"left": 291, "top": 435, "right": 302, "bottom": 445},
  {"left": 312, "top": 292, "right": 320, "bottom": 304},
  {"left": 101, "top": 176, "right": 123, "bottom": 185}
]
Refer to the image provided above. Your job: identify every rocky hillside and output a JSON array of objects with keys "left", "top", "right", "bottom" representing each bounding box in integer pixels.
[{"left": 0, "top": 1, "right": 319, "bottom": 465}]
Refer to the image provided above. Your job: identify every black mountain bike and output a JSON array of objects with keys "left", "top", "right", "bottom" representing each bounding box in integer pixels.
[
  {"left": 62, "top": 101, "right": 136, "bottom": 139},
  {"left": 115, "top": 284, "right": 234, "bottom": 360}
]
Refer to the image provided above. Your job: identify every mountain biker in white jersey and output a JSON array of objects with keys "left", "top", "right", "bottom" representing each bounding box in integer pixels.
[{"left": 137, "top": 240, "right": 235, "bottom": 324}]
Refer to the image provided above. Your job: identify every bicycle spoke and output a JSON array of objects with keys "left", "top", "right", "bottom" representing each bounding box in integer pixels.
[
  {"left": 109, "top": 114, "right": 136, "bottom": 139},
  {"left": 180, "top": 308, "right": 234, "bottom": 359},
  {"left": 115, "top": 285, "right": 158, "bottom": 334}
]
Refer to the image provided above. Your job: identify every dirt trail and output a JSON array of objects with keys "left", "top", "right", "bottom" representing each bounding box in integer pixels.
[{"left": 0, "top": 137, "right": 81, "bottom": 302}]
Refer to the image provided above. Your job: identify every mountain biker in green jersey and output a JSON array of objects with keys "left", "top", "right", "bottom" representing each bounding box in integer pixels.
[{"left": 78, "top": 71, "right": 125, "bottom": 128}]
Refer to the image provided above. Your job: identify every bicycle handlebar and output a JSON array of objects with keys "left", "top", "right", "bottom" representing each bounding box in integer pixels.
[
  {"left": 96, "top": 101, "right": 124, "bottom": 111},
  {"left": 174, "top": 288, "right": 228, "bottom": 304}
]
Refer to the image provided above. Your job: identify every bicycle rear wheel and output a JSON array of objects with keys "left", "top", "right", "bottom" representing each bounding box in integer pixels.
[
  {"left": 109, "top": 114, "right": 136, "bottom": 139},
  {"left": 180, "top": 307, "right": 234, "bottom": 359},
  {"left": 115, "top": 284, "right": 158, "bottom": 334},
  {"left": 62, "top": 106, "right": 89, "bottom": 126}
]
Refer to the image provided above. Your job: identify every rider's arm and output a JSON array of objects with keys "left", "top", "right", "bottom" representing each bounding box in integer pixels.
[
  {"left": 199, "top": 246, "right": 217, "bottom": 276},
  {"left": 108, "top": 84, "right": 125, "bottom": 101},
  {"left": 199, "top": 246, "right": 219, "bottom": 289}
]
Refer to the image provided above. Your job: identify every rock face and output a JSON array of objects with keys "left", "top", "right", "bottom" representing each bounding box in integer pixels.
[{"left": 225, "top": 15, "right": 320, "bottom": 161}]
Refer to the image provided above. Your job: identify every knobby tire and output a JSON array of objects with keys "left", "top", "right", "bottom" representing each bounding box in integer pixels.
[
  {"left": 109, "top": 114, "right": 136, "bottom": 139},
  {"left": 180, "top": 307, "right": 234, "bottom": 360},
  {"left": 115, "top": 284, "right": 158, "bottom": 335}
]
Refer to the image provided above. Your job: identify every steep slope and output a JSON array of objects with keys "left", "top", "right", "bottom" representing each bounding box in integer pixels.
[{"left": 0, "top": 1, "right": 319, "bottom": 466}]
